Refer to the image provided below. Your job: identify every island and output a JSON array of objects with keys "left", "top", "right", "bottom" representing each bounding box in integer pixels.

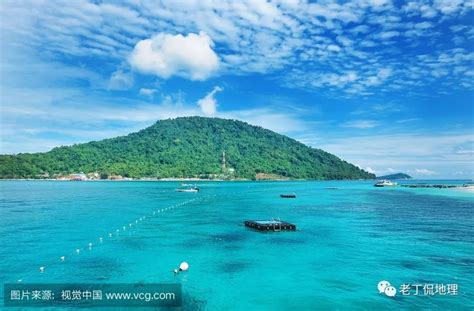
[
  {"left": 0, "top": 117, "right": 375, "bottom": 180},
  {"left": 376, "top": 173, "right": 412, "bottom": 180}
]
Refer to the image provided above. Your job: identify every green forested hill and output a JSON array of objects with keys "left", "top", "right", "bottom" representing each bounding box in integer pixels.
[{"left": 0, "top": 117, "right": 375, "bottom": 180}]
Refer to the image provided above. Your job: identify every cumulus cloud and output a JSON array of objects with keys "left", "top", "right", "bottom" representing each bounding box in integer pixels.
[
  {"left": 129, "top": 32, "right": 219, "bottom": 80},
  {"left": 327, "top": 44, "right": 341, "bottom": 52},
  {"left": 378, "top": 31, "right": 400, "bottom": 40},
  {"left": 415, "top": 21, "right": 434, "bottom": 29},
  {"left": 197, "top": 86, "right": 223, "bottom": 116}
]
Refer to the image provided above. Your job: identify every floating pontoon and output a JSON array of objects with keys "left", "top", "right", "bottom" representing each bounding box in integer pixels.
[{"left": 244, "top": 220, "right": 296, "bottom": 232}]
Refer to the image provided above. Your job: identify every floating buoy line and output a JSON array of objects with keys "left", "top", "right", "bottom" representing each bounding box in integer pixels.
[{"left": 13, "top": 187, "right": 269, "bottom": 283}]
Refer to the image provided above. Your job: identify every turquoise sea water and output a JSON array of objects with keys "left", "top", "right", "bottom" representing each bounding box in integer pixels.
[{"left": 0, "top": 180, "right": 473, "bottom": 310}]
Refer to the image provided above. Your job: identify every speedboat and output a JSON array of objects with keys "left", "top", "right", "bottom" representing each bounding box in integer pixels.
[
  {"left": 374, "top": 180, "right": 398, "bottom": 187},
  {"left": 177, "top": 185, "right": 199, "bottom": 192}
]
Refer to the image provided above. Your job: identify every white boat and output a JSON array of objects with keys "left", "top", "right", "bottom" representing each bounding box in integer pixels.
[
  {"left": 374, "top": 180, "right": 398, "bottom": 187},
  {"left": 177, "top": 186, "right": 199, "bottom": 192}
]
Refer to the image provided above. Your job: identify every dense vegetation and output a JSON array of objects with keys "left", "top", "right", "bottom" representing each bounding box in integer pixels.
[
  {"left": 0, "top": 117, "right": 375, "bottom": 180},
  {"left": 376, "top": 173, "right": 412, "bottom": 180}
]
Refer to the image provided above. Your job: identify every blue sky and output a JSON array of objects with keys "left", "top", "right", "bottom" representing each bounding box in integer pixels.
[{"left": 0, "top": 0, "right": 473, "bottom": 178}]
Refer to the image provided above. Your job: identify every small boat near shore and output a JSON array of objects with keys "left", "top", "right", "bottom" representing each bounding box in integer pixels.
[
  {"left": 177, "top": 185, "right": 199, "bottom": 192},
  {"left": 374, "top": 180, "right": 398, "bottom": 187}
]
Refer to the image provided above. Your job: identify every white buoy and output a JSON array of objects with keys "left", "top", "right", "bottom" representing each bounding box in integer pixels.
[
  {"left": 135, "top": 220, "right": 138, "bottom": 224},
  {"left": 129, "top": 223, "right": 132, "bottom": 227},
  {"left": 39, "top": 266, "right": 45, "bottom": 273},
  {"left": 88, "top": 242, "right": 93, "bottom": 248},
  {"left": 17, "top": 279, "right": 22, "bottom": 283},
  {"left": 173, "top": 269, "right": 178, "bottom": 274},
  {"left": 123, "top": 226, "right": 126, "bottom": 230},
  {"left": 109, "top": 233, "right": 113, "bottom": 237},
  {"left": 153, "top": 211, "right": 155, "bottom": 215},
  {"left": 116, "top": 229, "right": 119, "bottom": 233},
  {"left": 179, "top": 262, "right": 189, "bottom": 271},
  {"left": 99, "top": 237, "right": 103, "bottom": 242},
  {"left": 60, "top": 256, "right": 65, "bottom": 262},
  {"left": 76, "top": 249, "right": 80, "bottom": 254}
]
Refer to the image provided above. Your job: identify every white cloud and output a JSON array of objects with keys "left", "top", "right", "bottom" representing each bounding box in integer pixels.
[
  {"left": 327, "top": 44, "right": 341, "bottom": 52},
  {"left": 378, "top": 31, "right": 400, "bottom": 39},
  {"left": 420, "top": 5, "right": 438, "bottom": 18},
  {"left": 139, "top": 88, "right": 157, "bottom": 97},
  {"left": 221, "top": 108, "right": 307, "bottom": 133},
  {"left": 433, "top": 0, "right": 466, "bottom": 15},
  {"left": 396, "top": 118, "right": 421, "bottom": 123},
  {"left": 453, "top": 141, "right": 474, "bottom": 154},
  {"left": 414, "top": 21, "right": 434, "bottom": 29},
  {"left": 414, "top": 168, "right": 436, "bottom": 175},
  {"left": 129, "top": 32, "right": 219, "bottom": 81},
  {"left": 0, "top": 85, "right": 309, "bottom": 153},
  {"left": 2, "top": 1, "right": 473, "bottom": 97},
  {"left": 365, "top": 166, "right": 376, "bottom": 174},
  {"left": 342, "top": 120, "right": 380, "bottom": 128},
  {"left": 309, "top": 71, "right": 358, "bottom": 89},
  {"left": 351, "top": 103, "right": 401, "bottom": 117},
  {"left": 313, "top": 133, "right": 474, "bottom": 179},
  {"left": 197, "top": 86, "right": 223, "bottom": 116},
  {"left": 107, "top": 70, "right": 134, "bottom": 90}
]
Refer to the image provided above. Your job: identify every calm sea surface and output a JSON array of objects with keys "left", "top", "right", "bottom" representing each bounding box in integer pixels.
[{"left": 0, "top": 180, "right": 473, "bottom": 310}]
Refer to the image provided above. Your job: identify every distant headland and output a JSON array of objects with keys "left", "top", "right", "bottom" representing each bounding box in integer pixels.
[{"left": 376, "top": 173, "right": 412, "bottom": 180}]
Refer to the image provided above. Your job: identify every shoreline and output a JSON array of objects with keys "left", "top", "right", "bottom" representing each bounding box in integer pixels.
[
  {"left": 0, "top": 178, "right": 472, "bottom": 184},
  {"left": 0, "top": 178, "right": 361, "bottom": 182},
  {"left": 0, "top": 177, "right": 379, "bottom": 182}
]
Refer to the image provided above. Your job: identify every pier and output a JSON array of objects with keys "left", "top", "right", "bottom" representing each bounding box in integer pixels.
[{"left": 400, "top": 184, "right": 469, "bottom": 189}]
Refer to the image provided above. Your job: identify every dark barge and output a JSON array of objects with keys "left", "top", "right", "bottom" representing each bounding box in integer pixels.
[
  {"left": 245, "top": 220, "right": 296, "bottom": 232},
  {"left": 280, "top": 194, "right": 296, "bottom": 198}
]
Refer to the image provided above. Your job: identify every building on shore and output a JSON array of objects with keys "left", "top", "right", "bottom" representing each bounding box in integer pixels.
[{"left": 87, "top": 172, "right": 100, "bottom": 180}]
